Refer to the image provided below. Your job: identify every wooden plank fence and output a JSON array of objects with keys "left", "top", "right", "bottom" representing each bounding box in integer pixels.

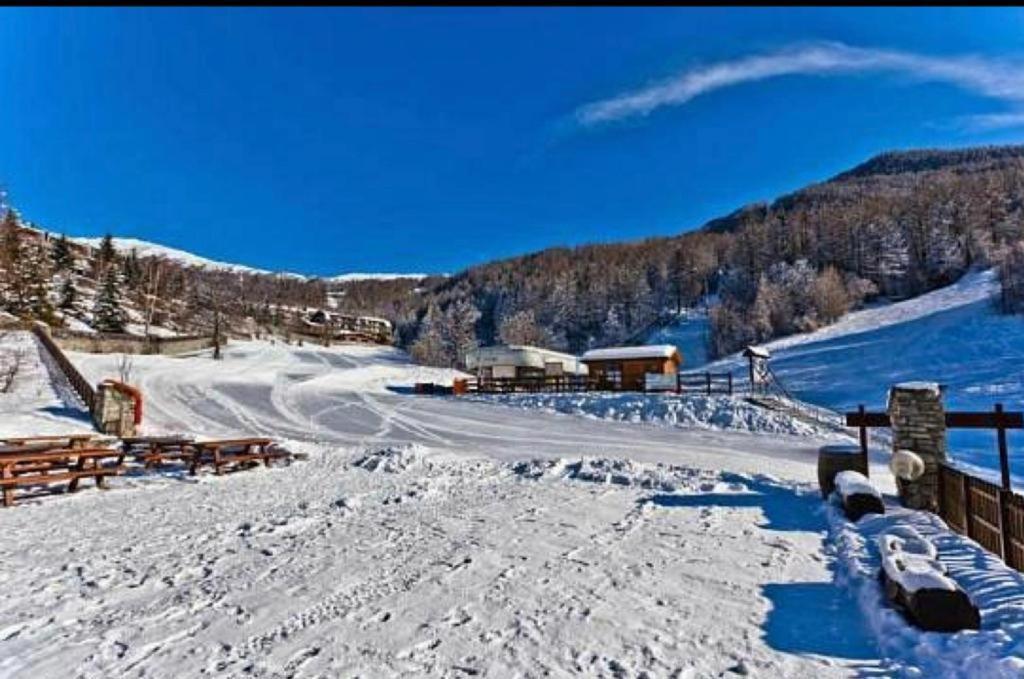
[
  {"left": 31, "top": 325, "right": 96, "bottom": 412},
  {"left": 846, "top": 402, "right": 1024, "bottom": 572},
  {"left": 676, "top": 371, "right": 733, "bottom": 395},
  {"left": 461, "top": 370, "right": 734, "bottom": 395}
]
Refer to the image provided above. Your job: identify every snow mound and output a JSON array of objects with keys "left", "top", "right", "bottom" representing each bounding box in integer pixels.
[
  {"left": 473, "top": 392, "right": 834, "bottom": 437},
  {"left": 352, "top": 444, "right": 428, "bottom": 473},
  {"left": 827, "top": 501, "right": 1024, "bottom": 675},
  {"left": 510, "top": 456, "right": 720, "bottom": 493}
]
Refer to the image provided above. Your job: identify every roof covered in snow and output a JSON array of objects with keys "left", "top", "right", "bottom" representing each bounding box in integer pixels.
[{"left": 581, "top": 345, "right": 680, "bottom": 362}]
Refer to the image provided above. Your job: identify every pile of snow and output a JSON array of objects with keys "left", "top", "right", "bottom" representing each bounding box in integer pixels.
[
  {"left": 352, "top": 444, "right": 427, "bottom": 473},
  {"left": 826, "top": 501, "right": 1024, "bottom": 675},
  {"left": 469, "top": 392, "right": 839, "bottom": 437},
  {"left": 510, "top": 456, "right": 720, "bottom": 492}
]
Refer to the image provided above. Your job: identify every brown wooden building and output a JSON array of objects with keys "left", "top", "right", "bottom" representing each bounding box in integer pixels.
[{"left": 581, "top": 344, "right": 683, "bottom": 391}]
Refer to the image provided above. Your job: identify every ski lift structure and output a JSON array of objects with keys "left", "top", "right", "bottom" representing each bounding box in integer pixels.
[{"left": 743, "top": 345, "right": 771, "bottom": 395}]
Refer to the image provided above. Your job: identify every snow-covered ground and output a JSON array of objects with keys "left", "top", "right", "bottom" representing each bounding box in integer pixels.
[
  {"left": 652, "top": 269, "right": 1024, "bottom": 480},
  {"left": 0, "top": 330, "right": 95, "bottom": 439},
  {"left": 4, "top": 334, "right": 1023, "bottom": 676},
  {"left": 465, "top": 391, "right": 843, "bottom": 439}
]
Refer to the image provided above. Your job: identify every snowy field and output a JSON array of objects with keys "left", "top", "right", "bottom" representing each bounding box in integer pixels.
[{"left": 3, "top": 333, "right": 1024, "bottom": 676}]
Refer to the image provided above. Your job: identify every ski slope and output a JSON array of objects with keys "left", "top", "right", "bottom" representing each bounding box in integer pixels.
[
  {"left": 686, "top": 269, "right": 1024, "bottom": 477},
  {"left": 4, "top": 335, "right": 1024, "bottom": 676}
]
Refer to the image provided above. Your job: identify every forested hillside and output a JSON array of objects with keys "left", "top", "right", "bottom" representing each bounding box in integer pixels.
[
  {"left": 4, "top": 144, "right": 1024, "bottom": 365},
  {"left": 0, "top": 211, "right": 325, "bottom": 337},
  {"left": 380, "top": 145, "right": 1024, "bottom": 366}
]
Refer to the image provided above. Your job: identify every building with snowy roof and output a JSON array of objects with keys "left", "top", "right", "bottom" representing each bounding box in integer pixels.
[
  {"left": 581, "top": 344, "right": 682, "bottom": 391},
  {"left": 465, "top": 345, "right": 587, "bottom": 380}
]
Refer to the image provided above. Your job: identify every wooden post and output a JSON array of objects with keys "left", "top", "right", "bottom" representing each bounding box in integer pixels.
[
  {"left": 997, "top": 403, "right": 1012, "bottom": 492},
  {"left": 706, "top": 372, "right": 712, "bottom": 395},
  {"left": 727, "top": 373, "right": 733, "bottom": 395},
  {"left": 962, "top": 472, "right": 974, "bottom": 540},
  {"left": 748, "top": 356, "right": 755, "bottom": 395},
  {"left": 857, "top": 404, "right": 869, "bottom": 478}
]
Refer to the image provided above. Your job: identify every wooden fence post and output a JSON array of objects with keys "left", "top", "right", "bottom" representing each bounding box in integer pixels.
[
  {"left": 857, "top": 404, "right": 869, "bottom": 478},
  {"left": 996, "top": 403, "right": 1014, "bottom": 565},
  {"left": 706, "top": 372, "right": 712, "bottom": 395},
  {"left": 962, "top": 473, "right": 974, "bottom": 541},
  {"left": 727, "top": 373, "right": 733, "bottom": 395}
]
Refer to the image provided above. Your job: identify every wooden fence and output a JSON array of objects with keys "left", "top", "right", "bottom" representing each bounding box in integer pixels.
[
  {"left": 31, "top": 324, "right": 96, "bottom": 412},
  {"left": 462, "top": 370, "right": 734, "bottom": 395},
  {"left": 846, "top": 403, "right": 1024, "bottom": 572},
  {"left": 676, "top": 371, "right": 734, "bottom": 395}
]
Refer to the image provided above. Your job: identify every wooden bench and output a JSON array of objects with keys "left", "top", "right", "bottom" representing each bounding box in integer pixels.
[
  {"left": 0, "top": 434, "right": 97, "bottom": 450},
  {"left": 121, "top": 436, "right": 197, "bottom": 470},
  {"left": 0, "top": 447, "right": 127, "bottom": 507},
  {"left": 189, "top": 438, "right": 291, "bottom": 476}
]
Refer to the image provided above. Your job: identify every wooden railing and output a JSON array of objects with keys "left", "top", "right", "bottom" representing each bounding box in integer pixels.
[
  {"left": 461, "top": 370, "right": 735, "bottom": 395},
  {"left": 31, "top": 324, "right": 96, "bottom": 412},
  {"left": 676, "top": 371, "right": 734, "bottom": 395},
  {"left": 846, "top": 403, "right": 1024, "bottom": 572}
]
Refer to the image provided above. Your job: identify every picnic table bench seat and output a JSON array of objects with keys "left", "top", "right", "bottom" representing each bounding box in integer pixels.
[
  {"left": 0, "top": 434, "right": 97, "bottom": 449},
  {"left": 188, "top": 438, "right": 291, "bottom": 476},
  {"left": 121, "top": 436, "right": 197, "bottom": 469},
  {"left": 0, "top": 447, "right": 127, "bottom": 507}
]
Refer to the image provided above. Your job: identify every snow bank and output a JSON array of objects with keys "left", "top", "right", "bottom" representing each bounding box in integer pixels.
[
  {"left": 509, "top": 456, "right": 723, "bottom": 493},
  {"left": 469, "top": 392, "right": 839, "bottom": 438},
  {"left": 826, "top": 502, "right": 1024, "bottom": 676}
]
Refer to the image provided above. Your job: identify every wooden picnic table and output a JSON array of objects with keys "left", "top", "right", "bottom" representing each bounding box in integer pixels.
[
  {"left": 121, "top": 435, "right": 197, "bottom": 469},
  {"left": 0, "top": 434, "right": 96, "bottom": 449},
  {"left": 189, "top": 438, "right": 290, "bottom": 476},
  {"left": 0, "top": 447, "right": 127, "bottom": 507}
]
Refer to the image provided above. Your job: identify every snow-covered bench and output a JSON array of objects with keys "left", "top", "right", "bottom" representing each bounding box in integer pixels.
[
  {"left": 834, "top": 470, "right": 885, "bottom": 521},
  {"left": 878, "top": 526, "right": 980, "bottom": 632}
]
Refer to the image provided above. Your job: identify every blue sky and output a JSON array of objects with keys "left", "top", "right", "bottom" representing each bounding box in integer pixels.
[{"left": 3, "top": 7, "right": 1024, "bottom": 276}]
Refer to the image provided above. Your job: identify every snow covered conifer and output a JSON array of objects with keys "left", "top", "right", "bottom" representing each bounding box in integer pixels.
[
  {"left": 59, "top": 276, "right": 78, "bottom": 312},
  {"left": 50, "top": 234, "right": 74, "bottom": 272},
  {"left": 93, "top": 265, "right": 128, "bottom": 333}
]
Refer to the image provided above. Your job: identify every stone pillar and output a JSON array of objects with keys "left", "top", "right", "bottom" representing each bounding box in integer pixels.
[
  {"left": 887, "top": 382, "right": 946, "bottom": 510},
  {"left": 93, "top": 383, "right": 137, "bottom": 437}
]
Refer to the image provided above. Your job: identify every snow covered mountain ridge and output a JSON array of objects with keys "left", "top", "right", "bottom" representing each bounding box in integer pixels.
[{"left": 70, "top": 235, "right": 435, "bottom": 283}]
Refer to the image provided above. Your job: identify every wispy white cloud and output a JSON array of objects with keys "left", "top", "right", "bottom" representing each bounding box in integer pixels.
[{"left": 575, "top": 41, "right": 1024, "bottom": 129}]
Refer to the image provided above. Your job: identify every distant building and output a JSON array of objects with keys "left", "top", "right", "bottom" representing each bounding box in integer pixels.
[
  {"left": 301, "top": 309, "right": 393, "bottom": 344},
  {"left": 465, "top": 345, "right": 587, "bottom": 380},
  {"left": 581, "top": 344, "right": 682, "bottom": 391}
]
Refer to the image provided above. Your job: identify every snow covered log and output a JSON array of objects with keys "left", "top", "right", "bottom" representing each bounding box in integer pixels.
[
  {"left": 817, "top": 444, "right": 867, "bottom": 499},
  {"left": 878, "top": 527, "right": 980, "bottom": 632},
  {"left": 834, "top": 470, "right": 885, "bottom": 521}
]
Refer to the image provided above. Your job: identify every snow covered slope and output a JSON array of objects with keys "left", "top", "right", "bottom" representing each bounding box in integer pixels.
[
  {"left": 71, "top": 235, "right": 431, "bottom": 282},
  {"left": 706, "top": 269, "right": 1024, "bottom": 475}
]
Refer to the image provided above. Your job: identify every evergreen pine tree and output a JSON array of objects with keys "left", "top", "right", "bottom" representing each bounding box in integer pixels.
[
  {"left": 59, "top": 277, "right": 78, "bottom": 311},
  {"left": 0, "top": 214, "right": 30, "bottom": 316},
  {"left": 93, "top": 266, "right": 128, "bottom": 333},
  {"left": 51, "top": 235, "right": 74, "bottom": 272},
  {"left": 23, "top": 239, "right": 54, "bottom": 322}
]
